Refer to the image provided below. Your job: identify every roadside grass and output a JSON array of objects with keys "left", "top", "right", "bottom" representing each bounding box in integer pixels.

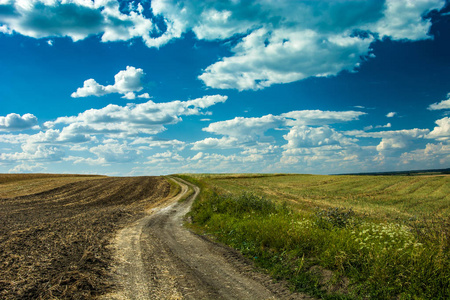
[
  {"left": 205, "top": 174, "right": 450, "bottom": 221},
  {"left": 182, "top": 174, "right": 450, "bottom": 299}
]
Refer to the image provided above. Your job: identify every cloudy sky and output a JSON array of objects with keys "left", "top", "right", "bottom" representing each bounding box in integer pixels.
[{"left": 1, "top": 0, "right": 449, "bottom": 175}]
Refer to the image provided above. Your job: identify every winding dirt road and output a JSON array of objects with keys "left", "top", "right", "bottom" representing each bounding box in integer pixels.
[{"left": 106, "top": 177, "right": 310, "bottom": 300}]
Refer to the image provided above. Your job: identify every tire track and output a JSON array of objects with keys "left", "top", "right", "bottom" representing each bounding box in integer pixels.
[{"left": 108, "top": 177, "right": 311, "bottom": 300}]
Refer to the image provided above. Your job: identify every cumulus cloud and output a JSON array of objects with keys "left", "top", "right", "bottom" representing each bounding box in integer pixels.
[
  {"left": 1, "top": 1, "right": 444, "bottom": 91},
  {"left": 146, "top": 150, "right": 185, "bottom": 164},
  {"left": 0, "top": 144, "right": 64, "bottom": 163},
  {"left": 428, "top": 93, "right": 450, "bottom": 110},
  {"left": 46, "top": 95, "right": 227, "bottom": 136},
  {"left": 90, "top": 140, "right": 139, "bottom": 163},
  {"left": 194, "top": 109, "right": 366, "bottom": 153},
  {"left": 345, "top": 128, "right": 430, "bottom": 157},
  {"left": 283, "top": 126, "right": 355, "bottom": 149},
  {"left": 203, "top": 114, "right": 284, "bottom": 138},
  {"left": 71, "top": 66, "right": 145, "bottom": 99},
  {"left": 427, "top": 117, "right": 450, "bottom": 141},
  {"left": 0, "top": 113, "right": 39, "bottom": 131},
  {"left": 386, "top": 112, "right": 397, "bottom": 118},
  {"left": 202, "top": 109, "right": 365, "bottom": 139},
  {"left": 400, "top": 142, "right": 450, "bottom": 168},
  {"left": 138, "top": 93, "right": 151, "bottom": 99},
  {"left": 282, "top": 110, "right": 366, "bottom": 126},
  {"left": 194, "top": 0, "right": 444, "bottom": 90},
  {"left": 376, "top": 123, "right": 392, "bottom": 129},
  {"left": 373, "top": 0, "right": 443, "bottom": 40},
  {"left": 0, "top": 133, "right": 30, "bottom": 144},
  {"left": 191, "top": 137, "right": 240, "bottom": 150},
  {"left": 9, "top": 163, "right": 44, "bottom": 173},
  {"left": 0, "top": 0, "right": 155, "bottom": 43},
  {"left": 199, "top": 27, "right": 374, "bottom": 90},
  {"left": 0, "top": 24, "right": 12, "bottom": 34}
]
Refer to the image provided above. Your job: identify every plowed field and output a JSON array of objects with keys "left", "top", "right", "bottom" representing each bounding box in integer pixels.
[{"left": 0, "top": 175, "right": 170, "bottom": 299}]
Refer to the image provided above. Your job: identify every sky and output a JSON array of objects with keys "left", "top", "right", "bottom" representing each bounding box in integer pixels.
[{"left": 0, "top": 0, "right": 449, "bottom": 176}]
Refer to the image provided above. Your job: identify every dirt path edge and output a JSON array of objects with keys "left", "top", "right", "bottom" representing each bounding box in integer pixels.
[{"left": 103, "top": 176, "right": 311, "bottom": 300}]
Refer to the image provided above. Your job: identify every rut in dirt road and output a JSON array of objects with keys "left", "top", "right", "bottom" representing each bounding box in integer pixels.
[{"left": 109, "top": 177, "right": 311, "bottom": 300}]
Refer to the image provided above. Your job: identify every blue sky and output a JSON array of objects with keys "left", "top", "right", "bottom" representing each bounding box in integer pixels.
[{"left": 0, "top": 0, "right": 449, "bottom": 175}]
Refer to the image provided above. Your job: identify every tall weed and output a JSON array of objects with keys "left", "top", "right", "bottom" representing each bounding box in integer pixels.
[{"left": 187, "top": 181, "right": 450, "bottom": 299}]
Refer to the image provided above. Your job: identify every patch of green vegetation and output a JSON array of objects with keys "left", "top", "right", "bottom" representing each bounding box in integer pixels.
[
  {"left": 203, "top": 174, "right": 450, "bottom": 221},
  {"left": 182, "top": 174, "right": 450, "bottom": 299}
]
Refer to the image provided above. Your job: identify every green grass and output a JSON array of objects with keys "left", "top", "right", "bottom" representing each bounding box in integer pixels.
[
  {"left": 181, "top": 173, "right": 450, "bottom": 299},
  {"left": 199, "top": 174, "right": 450, "bottom": 221}
]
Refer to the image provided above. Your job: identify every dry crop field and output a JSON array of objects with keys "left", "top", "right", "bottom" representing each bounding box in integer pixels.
[{"left": 0, "top": 174, "right": 171, "bottom": 299}]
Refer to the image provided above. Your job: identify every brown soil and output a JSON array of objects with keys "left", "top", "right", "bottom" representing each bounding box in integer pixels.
[{"left": 0, "top": 176, "right": 170, "bottom": 299}]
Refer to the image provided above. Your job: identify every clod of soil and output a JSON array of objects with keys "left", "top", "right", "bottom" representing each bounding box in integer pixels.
[{"left": 0, "top": 176, "right": 170, "bottom": 300}]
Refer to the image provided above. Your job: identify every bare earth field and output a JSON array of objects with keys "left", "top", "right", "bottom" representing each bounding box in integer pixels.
[{"left": 0, "top": 174, "right": 170, "bottom": 299}]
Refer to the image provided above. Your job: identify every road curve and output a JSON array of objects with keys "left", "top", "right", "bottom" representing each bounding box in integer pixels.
[{"left": 105, "top": 177, "right": 310, "bottom": 300}]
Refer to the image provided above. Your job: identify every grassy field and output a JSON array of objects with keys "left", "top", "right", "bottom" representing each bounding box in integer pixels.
[
  {"left": 180, "top": 173, "right": 450, "bottom": 299},
  {"left": 195, "top": 173, "right": 450, "bottom": 221},
  {"left": 0, "top": 174, "right": 171, "bottom": 299}
]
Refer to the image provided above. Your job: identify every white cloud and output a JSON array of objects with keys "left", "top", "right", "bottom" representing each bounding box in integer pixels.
[
  {"left": 0, "top": 133, "right": 30, "bottom": 144},
  {"left": 71, "top": 66, "right": 145, "bottom": 98},
  {"left": 283, "top": 126, "right": 355, "bottom": 149},
  {"left": 138, "top": 93, "right": 151, "bottom": 99},
  {"left": 386, "top": 112, "right": 397, "bottom": 118},
  {"left": 191, "top": 137, "right": 240, "bottom": 150},
  {"left": 345, "top": 128, "right": 430, "bottom": 156},
  {"left": 191, "top": 152, "right": 203, "bottom": 161},
  {"left": 64, "top": 155, "right": 105, "bottom": 166},
  {"left": 196, "top": 109, "right": 366, "bottom": 151},
  {"left": 199, "top": 27, "right": 374, "bottom": 90},
  {"left": 428, "top": 93, "right": 450, "bottom": 110},
  {"left": 282, "top": 110, "right": 366, "bottom": 126},
  {"left": 0, "top": 24, "right": 12, "bottom": 34},
  {"left": 345, "top": 128, "right": 430, "bottom": 139},
  {"left": 203, "top": 114, "right": 284, "bottom": 138},
  {"left": 9, "top": 163, "right": 44, "bottom": 173},
  {"left": 129, "top": 137, "right": 185, "bottom": 150},
  {"left": 427, "top": 117, "right": 450, "bottom": 141},
  {"left": 194, "top": 0, "right": 444, "bottom": 90},
  {"left": 1, "top": 1, "right": 444, "bottom": 91},
  {"left": 0, "top": 144, "right": 64, "bottom": 163},
  {"left": 0, "top": 113, "right": 39, "bottom": 131},
  {"left": 373, "top": 0, "right": 443, "bottom": 40},
  {"left": 90, "top": 140, "right": 139, "bottom": 163},
  {"left": 47, "top": 95, "right": 227, "bottom": 137},
  {"left": 400, "top": 142, "right": 450, "bottom": 167},
  {"left": 146, "top": 150, "right": 185, "bottom": 164},
  {"left": 376, "top": 123, "right": 392, "bottom": 129},
  {"left": 0, "top": 0, "right": 155, "bottom": 43},
  {"left": 122, "top": 92, "right": 136, "bottom": 100}
]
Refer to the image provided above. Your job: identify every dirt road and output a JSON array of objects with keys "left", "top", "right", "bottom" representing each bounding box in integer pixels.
[{"left": 108, "top": 177, "right": 310, "bottom": 300}]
